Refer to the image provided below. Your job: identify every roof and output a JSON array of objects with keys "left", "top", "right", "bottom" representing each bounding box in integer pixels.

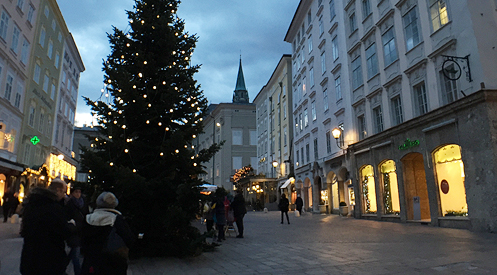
[{"left": 234, "top": 57, "right": 247, "bottom": 91}]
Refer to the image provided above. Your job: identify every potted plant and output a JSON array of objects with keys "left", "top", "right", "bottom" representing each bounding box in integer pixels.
[{"left": 339, "top": 201, "right": 348, "bottom": 216}]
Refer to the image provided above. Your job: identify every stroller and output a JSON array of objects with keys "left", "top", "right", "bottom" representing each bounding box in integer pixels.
[{"left": 224, "top": 209, "right": 238, "bottom": 237}]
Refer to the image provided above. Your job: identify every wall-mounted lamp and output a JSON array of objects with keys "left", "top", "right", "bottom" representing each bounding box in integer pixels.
[
  {"left": 332, "top": 127, "right": 345, "bottom": 149},
  {"left": 272, "top": 160, "right": 278, "bottom": 168}
]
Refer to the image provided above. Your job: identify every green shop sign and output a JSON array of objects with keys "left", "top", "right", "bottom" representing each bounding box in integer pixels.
[
  {"left": 30, "top": 136, "right": 40, "bottom": 145},
  {"left": 398, "top": 138, "right": 419, "bottom": 150}
]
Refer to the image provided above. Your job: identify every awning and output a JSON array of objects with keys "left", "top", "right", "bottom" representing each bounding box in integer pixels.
[
  {"left": 200, "top": 184, "right": 218, "bottom": 192},
  {"left": 280, "top": 179, "right": 291, "bottom": 189},
  {"left": 0, "top": 157, "right": 25, "bottom": 172}
]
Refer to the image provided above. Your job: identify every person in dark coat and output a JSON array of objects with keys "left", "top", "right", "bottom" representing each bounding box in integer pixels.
[
  {"left": 295, "top": 194, "right": 304, "bottom": 215},
  {"left": 2, "top": 187, "right": 17, "bottom": 222},
  {"left": 230, "top": 190, "right": 247, "bottom": 238},
  {"left": 20, "top": 179, "right": 72, "bottom": 275},
  {"left": 81, "top": 192, "right": 135, "bottom": 275},
  {"left": 213, "top": 192, "right": 226, "bottom": 242},
  {"left": 65, "top": 186, "right": 89, "bottom": 275},
  {"left": 279, "top": 193, "right": 290, "bottom": 224}
]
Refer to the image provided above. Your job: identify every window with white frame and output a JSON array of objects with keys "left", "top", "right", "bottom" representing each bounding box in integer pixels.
[
  {"left": 363, "top": 0, "right": 372, "bottom": 19},
  {"left": 372, "top": 105, "right": 383, "bottom": 134},
  {"left": 382, "top": 28, "right": 397, "bottom": 66},
  {"left": 38, "top": 109, "right": 45, "bottom": 132},
  {"left": 46, "top": 116, "right": 52, "bottom": 136},
  {"left": 21, "top": 39, "right": 30, "bottom": 64},
  {"left": 11, "top": 26, "right": 20, "bottom": 54},
  {"left": 295, "top": 117, "right": 299, "bottom": 133},
  {"left": 302, "top": 76, "right": 307, "bottom": 96},
  {"left": 307, "top": 11, "right": 311, "bottom": 25},
  {"left": 4, "top": 74, "right": 13, "bottom": 101},
  {"left": 250, "top": 130, "right": 257, "bottom": 145},
  {"left": 17, "top": 0, "right": 24, "bottom": 10},
  {"left": 23, "top": 143, "right": 31, "bottom": 163},
  {"left": 351, "top": 56, "right": 363, "bottom": 90},
  {"left": 358, "top": 115, "right": 366, "bottom": 140},
  {"left": 58, "top": 32, "right": 62, "bottom": 42},
  {"left": 329, "top": 0, "right": 336, "bottom": 20},
  {"left": 28, "top": 104, "right": 35, "bottom": 127},
  {"left": 321, "top": 52, "right": 326, "bottom": 74},
  {"left": 51, "top": 84, "right": 56, "bottom": 100},
  {"left": 366, "top": 43, "right": 378, "bottom": 79},
  {"left": 429, "top": 0, "right": 449, "bottom": 32},
  {"left": 232, "top": 156, "right": 242, "bottom": 172},
  {"left": 306, "top": 143, "right": 310, "bottom": 162},
  {"left": 283, "top": 103, "right": 287, "bottom": 119},
  {"left": 301, "top": 147, "right": 304, "bottom": 165},
  {"left": 27, "top": 5, "right": 34, "bottom": 24},
  {"left": 403, "top": 7, "right": 421, "bottom": 51},
  {"left": 296, "top": 147, "right": 300, "bottom": 165},
  {"left": 414, "top": 82, "right": 428, "bottom": 116},
  {"left": 311, "top": 101, "right": 316, "bottom": 121},
  {"left": 43, "top": 75, "right": 49, "bottom": 92},
  {"left": 14, "top": 88, "right": 21, "bottom": 109},
  {"left": 39, "top": 27, "right": 46, "bottom": 47},
  {"left": 44, "top": 6, "right": 49, "bottom": 17},
  {"left": 299, "top": 113, "right": 303, "bottom": 131},
  {"left": 33, "top": 64, "right": 41, "bottom": 83},
  {"left": 309, "top": 67, "right": 314, "bottom": 87},
  {"left": 349, "top": 13, "right": 357, "bottom": 34},
  {"left": 55, "top": 52, "right": 60, "bottom": 69},
  {"left": 0, "top": 11, "right": 10, "bottom": 40},
  {"left": 326, "top": 131, "right": 332, "bottom": 154},
  {"left": 47, "top": 40, "right": 53, "bottom": 58},
  {"left": 323, "top": 89, "right": 329, "bottom": 111},
  {"left": 335, "top": 76, "right": 342, "bottom": 101},
  {"left": 440, "top": 67, "right": 458, "bottom": 104},
  {"left": 391, "top": 95, "right": 403, "bottom": 126},
  {"left": 51, "top": 19, "right": 56, "bottom": 31},
  {"left": 313, "top": 138, "right": 318, "bottom": 160},
  {"left": 308, "top": 35, "right": 313, "bottom": 53},
  {"left": 304, "top": 109, "right": 308, "bottom": 127},
  {"left": 283, "top": 127, "right": 287, "bottom": 146},
  {"left": 232, "top": 129, "right": 242, "bottom": 145},
  {"left": 319, "top": 16, "right": 324, "bottom": 36},
  {"left": 332, "top": 36, "right": 339, "bottom": 61}
]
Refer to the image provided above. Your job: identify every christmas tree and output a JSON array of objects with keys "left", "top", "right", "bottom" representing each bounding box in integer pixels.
[{"left": 81, "top": 0, "right": 219, "bottom": 257}]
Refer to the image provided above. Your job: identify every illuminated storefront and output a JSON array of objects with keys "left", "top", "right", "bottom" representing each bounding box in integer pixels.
[{"left": 49, "top": 153, "right": 76, "bottom": 181}]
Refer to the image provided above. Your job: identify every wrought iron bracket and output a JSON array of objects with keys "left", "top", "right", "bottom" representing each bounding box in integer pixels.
[{"left": 441, "top": 55, "right": 472, "bottom": 82}]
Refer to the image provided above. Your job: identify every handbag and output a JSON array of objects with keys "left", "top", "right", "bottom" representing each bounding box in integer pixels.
[{"left": 103, "top": 225, "right": 129, "bottom": 260}]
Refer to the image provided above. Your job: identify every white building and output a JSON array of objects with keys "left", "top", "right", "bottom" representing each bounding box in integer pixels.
[{"left": 285, "top": 0, "right": 497, "bottom": 231}]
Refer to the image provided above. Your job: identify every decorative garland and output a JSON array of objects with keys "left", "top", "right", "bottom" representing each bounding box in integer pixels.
[
  {"left": 383, "top": 172, "right": 393, "bottom": 214},
  {"left": 362, "top": 176, "right": 370, "bottom": 213}
]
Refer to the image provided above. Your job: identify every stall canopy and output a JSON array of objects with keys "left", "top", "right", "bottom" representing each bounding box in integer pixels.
[
  {"left": 280, "top": 179, "right": 291, "bottom": 189},
  {"left": 200, "top": 184, "right": 218, "bottom": 193}
]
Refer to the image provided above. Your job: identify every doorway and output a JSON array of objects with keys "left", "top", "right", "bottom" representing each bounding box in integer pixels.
[{"left": 401, "top": 153, "right": 430, "bottom": 221}]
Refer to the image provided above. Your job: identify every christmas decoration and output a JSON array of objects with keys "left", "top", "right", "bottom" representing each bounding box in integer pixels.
[
  {"left": 80, "top": 0, "right": 220, "bottom": 257},
  {"left": 383, "top": 172, "right": 393, "bottom": 214}
]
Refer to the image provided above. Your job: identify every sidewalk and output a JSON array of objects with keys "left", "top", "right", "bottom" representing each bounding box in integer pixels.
[{"left": 1, "top": 211, "right": 497, "bottom": 274}]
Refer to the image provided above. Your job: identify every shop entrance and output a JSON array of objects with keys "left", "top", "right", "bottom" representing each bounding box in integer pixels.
[{"left": 401, "top": 153, "right": 430, "bottom": 221}]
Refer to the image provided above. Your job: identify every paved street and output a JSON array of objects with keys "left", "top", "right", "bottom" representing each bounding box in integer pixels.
[{"left": 1, "top": 211, "right": 497, "bottom": 274}]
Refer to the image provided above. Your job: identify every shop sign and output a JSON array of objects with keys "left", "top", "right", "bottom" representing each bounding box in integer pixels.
[
  {"left": 30, "top": 136, "right": 40, "bottom": 145},
  {"left": 398, "top": 138, "right": 419, "bottom": 150}
]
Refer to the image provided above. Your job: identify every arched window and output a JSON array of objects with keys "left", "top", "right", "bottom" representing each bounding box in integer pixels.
[
  {"left": 380, "top": 160, "right": 400, "bottom": 214},
  {"left": 360, "top": 165, "right": 376, "bottom": 213}
]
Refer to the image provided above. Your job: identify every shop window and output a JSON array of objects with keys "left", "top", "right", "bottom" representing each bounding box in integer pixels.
[
  {"left": 360, "top": 165, "right": 377, "bottom": 213},
  {"left": 433, "top": 144, "right": 467, "bottom": 216},
  {"left": 331, "top": 175, "right": 339, "bottom": 209},
  {"left": 380, "top": 160, "right": 400, "bottom": 214}
]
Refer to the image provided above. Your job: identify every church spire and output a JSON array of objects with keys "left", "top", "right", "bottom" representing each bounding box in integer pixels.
[{"left": 233, "top": 56, "right": 249, "bottom": 103}]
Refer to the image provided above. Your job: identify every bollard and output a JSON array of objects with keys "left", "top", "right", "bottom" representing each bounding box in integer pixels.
[{"left": 264, "top": 208, "right": 268, "bottom": 213}]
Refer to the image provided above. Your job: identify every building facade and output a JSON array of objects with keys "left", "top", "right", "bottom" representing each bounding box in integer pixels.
[
  {"left": 73, "top": 125, "right": 100, "bottom": 183},
  {"left": 285, "top": 0, "right": 497, "bottom": 232},
  {"left": 0, "top": 0, "right": 41, "bottom": 200}
]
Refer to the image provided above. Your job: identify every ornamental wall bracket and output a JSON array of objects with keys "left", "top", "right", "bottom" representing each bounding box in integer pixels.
[{"left": 441, "top": 55, "right": 472, "bottom": 82}]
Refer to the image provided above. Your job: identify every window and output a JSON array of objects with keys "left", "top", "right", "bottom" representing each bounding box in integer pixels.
[
  {"left": 51, "top": 83, "right": 56, "bottom": 100},
  {"left": 21, "top": 39, "right": 29, "bottom": 64},
  {"left": 55, "top": 52, "right": 60, "bottom": 68},
  {"left": 352, "top": 56, "right": 363, "bottom": 90},
  {"left": 17, "top": 0, "right": 25, "bottom": 10},
  {"left": 33, "top": 64, "right": 41, "bottom": 83},
  {"left": 309, "top": 67, "right": 314, "bottom": 87},
  {"left": 43, "top": 75, "right": 49, "bottom": 92},
  {"left": 382, "top": 28, "right": 398, "bottom": 66},
  {"left": 232, "top": 129, "right": 242, "bottom": 145},
  {"left": 308, "top": 36, "right": 313, "bottom": 53},
  {"left": 307, "top": 11, "right": 311, "bottom": 25},
  {"left": 440, "top": 66, "right": 458, "bottom": 104},
  {"left": 366, "top": 43, "right": 378, "bottom": 79},
  {"left": 38, "top": 109, "right": 45, "bottom": 132},
  {"left": 0, "top": 11, "right": 10, "bottom": 40},
  {"left": 295, "top": 117, "right": 299, "bottom": 132},
  {"left": 323, "top": 89, "right": 329, "bottom": 111},
  {"left": 306, "top": 143, "right": 310, "bottom": 162},
  {"left": 44, "top": 5, "right": 49, "bottom": 17},
  {"left": 296, "top": 147, "right": 300, "bottom": 165},
  {"left": 14, "top": 83, "right": 22, "bottom": 108},
  {"left": 319, "top": 17, "right": 324, "bottom": 36},
  {"left": 373, "top": 106, "right": 383, "bottom": 134},
  {"left": 299, "top": 113, "right": 303, "bottom": 131},
  {"left": 335, "top": 76, "right": 342, "bottom": 101},
  {"left": 326, "top": 131, "right": 332, "bottom": 154},
  {"left": 362, "top": 0, "right": 372, "bottom": 19},
  {"left": 250, "top": 130, "right": 257, "bottom": 145},
  {"left": 403, "top": 7, "right": 420, "bottom": 51},
  {"left": 311, "top": 101, "right": 316, "bottom": 121},
  {"left": 4, "top": 74, "right": 13, "bottom": 101},
  {"left": 358, "top": 115, "right": 366, "bottom": 140},
  {"left": 321, "top": 52, "right": 326, "bottom": 74},
  {"left": 27, "top": 5, "right": 34, "bottom": 24},
  {"left": 283, "top": 103, "right": 287, "bottom": 119},
  {"left": 304, "top": 109, "right": 308, "bottom": 127},
  {"left": 414, "top": 82, "right": 428, "bottom": 116},
  {"left": 302, "top": 76, "right": 306, "bottom": 96},
  {"left": 11, "top": 26, "right": 20, "bottom": 54},
  {"left": 349, "top": 13, "right": 357, "bottom": 34},
  {"left": 51, "top": 19, "right": 56, "bottom": 30},
  {"left": 313, "top": 138, "right": 318, "bottom": 160},
  {"left": 430, "top": 0, "right": 449, "bottom": 32},
  {"left": 391, "top": 95, "right": 403, "bottom": 126},
  {"left": 301, "top": 147, "right": 304, "bottom": 165},
  {"left": 46, "top": 116, "right": 52, "bottom": 136},
  {"left": 24, "top": 143, "right": 31, "bottom": 163},
  {"left": 58, "top": 32, "right": 62, "bottom": 42},
  {"left": 55, "top": 122, "right": 59, "bottom": 143},
  {"left": 283, "top": 127, "right": 287, "bottom": 146},
  {"left": 329, "top": 0, "right": 336, "bottom": 19},
  {"left": 28, "top": 105, "right": 36, "bottom": 127},
  {"left": 232, "top": 157, "right": 242, "bottom": 171},
  {"left": 47, "top": 40, "right": 53, "bottom": 58},
  {"left": 332, "top": 36, "right": 339, "bottom": 61},
  {"left": 39, "top": 27, "right": 46, "bottom": 47}
]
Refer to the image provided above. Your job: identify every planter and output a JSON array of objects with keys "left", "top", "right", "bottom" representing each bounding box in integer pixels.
[{"left": 339, "top": 206, "right": 349, "bottom": 216}]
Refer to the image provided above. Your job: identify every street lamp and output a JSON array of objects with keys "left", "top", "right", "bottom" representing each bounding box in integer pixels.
[
  {"left": 332, "top": 127, "right": 345, "bottom": 149},
  {"left": 272, "top": 160, "right": 278, "bottom": 168}
]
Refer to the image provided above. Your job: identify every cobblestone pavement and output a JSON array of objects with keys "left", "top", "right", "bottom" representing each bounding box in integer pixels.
[{"left": 1, "top": 211, "right": 497, "bottom": 274}]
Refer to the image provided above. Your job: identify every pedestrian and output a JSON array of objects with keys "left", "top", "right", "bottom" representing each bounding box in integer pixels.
[
  {"left": 213, "top": 191, "right": 226, "bottom": 242},
  {"left": 279, "top": 193, "right": 290, "bottom": 224},
  {"left": 65, "top": 186, "right": 89, "bottom": 275},
  {"left": 20, "top": 179, "right": 73, "bottom": 275},
  {"left": 295, "top": 194, "right": 303, "bottom": 216},
  {"left": 203, "top": 198, "right": 214, "bottom": 233},
  {"left": 2, "top": 187, "right": 16, "bottom": 222},
  {"left": 230, "top": 190, "right": 247, "bottom": 238},
  {"left": 81, "top": 191, "right": 135, "bottom": 275}
]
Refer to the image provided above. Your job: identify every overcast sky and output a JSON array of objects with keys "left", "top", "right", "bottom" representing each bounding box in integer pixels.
[{"left": 57, "top": 1, "right": 299, "bottom": 126}]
